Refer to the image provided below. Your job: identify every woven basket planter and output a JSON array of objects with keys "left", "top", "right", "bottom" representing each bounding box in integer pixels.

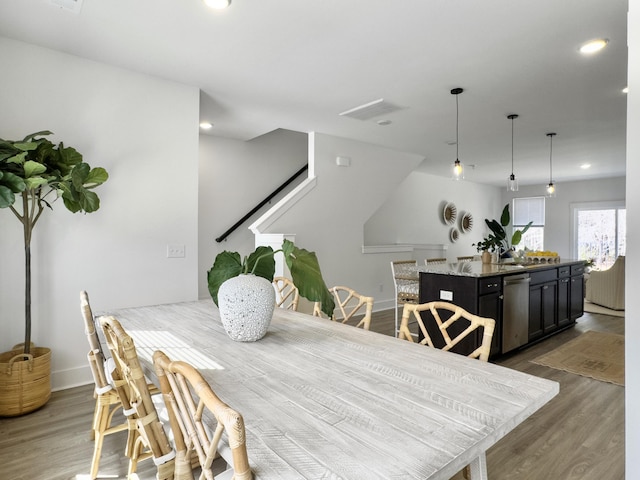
[{"left": 0, "top": 345, "right": 51, "bottom": 417}]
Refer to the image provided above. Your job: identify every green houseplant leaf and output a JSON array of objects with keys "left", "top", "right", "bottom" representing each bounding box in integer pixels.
[{"left": 207, "top": 239, "right": 335, "bottom": 317}]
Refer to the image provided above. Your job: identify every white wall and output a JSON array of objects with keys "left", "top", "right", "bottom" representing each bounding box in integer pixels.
[
  {"left": 198, "top": 129, "right": 307, "bottom": 298},
  {"left": 627, "top": 0, "right": 639, "bottom": 473},
  {"left": 0, "top": 37, "right": 200, "bottom": 390},
  {"left": 364, "top": 170, "right": 503, "bottom": 259},
  {"left": 262, "top": 133, "right": 425, "bottom": 309},
  {"left": 502, "top": 176, "right": 626, "bottom": 258}
]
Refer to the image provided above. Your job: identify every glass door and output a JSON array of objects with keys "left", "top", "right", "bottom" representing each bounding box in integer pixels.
[{"left": 572, "top": 201, "right": 626, "bottom": 269}]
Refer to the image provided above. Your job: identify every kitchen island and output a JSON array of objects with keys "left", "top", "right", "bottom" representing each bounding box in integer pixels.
[{"left": 417, "top": 259, "right": 585, "bottom": 358}]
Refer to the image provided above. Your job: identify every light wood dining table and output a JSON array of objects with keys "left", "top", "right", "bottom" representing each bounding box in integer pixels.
[{"left": 104, "top": 299, "right": 558, "bottom": 480}]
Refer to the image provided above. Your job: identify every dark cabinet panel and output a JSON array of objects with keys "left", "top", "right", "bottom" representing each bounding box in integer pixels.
[
  {"left": 558, "top": 277, "right": 571, "bottom": 328},
  {"left": 570, "top": 275, "right": 584, "bottom": 319}
]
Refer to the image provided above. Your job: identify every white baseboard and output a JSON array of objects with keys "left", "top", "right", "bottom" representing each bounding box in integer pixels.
[{"left": 52, "top": 364, "right": 93, "bottom": 392}]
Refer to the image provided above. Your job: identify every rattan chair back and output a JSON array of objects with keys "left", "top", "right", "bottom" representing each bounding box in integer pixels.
[
  {"left": 318, "top": 286, "right": 374, "bottom": 330},
  {"left": 390, "top": 260, "right": 419, "bottom": 337},
  {"left": 425, "top": 258, "right": 447, "bottom": 265},
  {"left": 80, "top": 291, "right": 131, "bottom": 480},
  {"left": 153, "top": 350, "right": 252, "bottom": 480},
  {"left": 273, "top": 276, "right": 300, "bottom": 311},
  {"left": 100, "top": 316, "right": 184, "bottom": 480},
  {"left": 399, "top": 301, "right": 496, "bottom": 362}
]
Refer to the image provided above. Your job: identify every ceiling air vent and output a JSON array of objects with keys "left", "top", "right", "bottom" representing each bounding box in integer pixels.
[
  {"left": 48, "top": 0, "right": 84, "bottom": 14},
  {"left": 339, "top": 98, "right": 402, "bottom": 121}
]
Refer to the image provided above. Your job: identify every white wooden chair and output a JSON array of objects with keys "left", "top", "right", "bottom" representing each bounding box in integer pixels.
[
  {"left": 273, "top": 276, "right": 300, "bottom": 311},
  {"left": 153, "top": 350, "right": 252, "bottom": 480},
  {"left": 390, "top": 260, "right": 419, "bottom": 337}
]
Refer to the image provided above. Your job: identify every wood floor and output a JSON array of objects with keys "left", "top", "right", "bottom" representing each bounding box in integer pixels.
[{"left": 0, "top": 309, "right": 624, "bottom": 480}]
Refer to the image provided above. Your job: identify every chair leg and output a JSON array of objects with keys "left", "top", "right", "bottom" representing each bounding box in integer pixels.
[{"left": 394, "top": 297, "right": 399, "bottom": 338}]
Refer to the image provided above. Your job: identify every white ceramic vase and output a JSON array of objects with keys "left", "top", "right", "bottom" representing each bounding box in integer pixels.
[{"left": 217, "top": 274, "right": 276, "bottom": 342}]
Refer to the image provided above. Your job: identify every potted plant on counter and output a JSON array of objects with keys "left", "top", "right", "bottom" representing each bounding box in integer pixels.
[
  {"left": 0, "top": 131, "right": 108, "bottom": 416},
  {"left": 473, "top": 236, "right": 498, "bottom": 264},
  {"left": 207, "top": 239, "right": 335, "bottom": 342}
]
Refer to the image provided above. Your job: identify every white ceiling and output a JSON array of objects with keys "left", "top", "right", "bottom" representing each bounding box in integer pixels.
[{"left": 0, "top": 0, "right": 628, "bottom": 187}]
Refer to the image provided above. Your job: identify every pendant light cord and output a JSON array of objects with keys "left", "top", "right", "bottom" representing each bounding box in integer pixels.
[
  {"left": 548, "top": 133, "right": 554, "bottom": 183},
  {"left": 511, "top": 117, "right": 515, "bottom": 174},
  {"left": 455, "top": 93, "right": 459, "bottom": 160}
]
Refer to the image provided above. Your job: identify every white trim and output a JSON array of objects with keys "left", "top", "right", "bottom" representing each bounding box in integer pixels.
[{"left": 362, "top": 244, "right": 447, "bottom": 255}]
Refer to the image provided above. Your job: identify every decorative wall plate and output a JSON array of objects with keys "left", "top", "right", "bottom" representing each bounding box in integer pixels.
[
  {"left": 461, "top": 212, "right": 473, "bottom": 233},
  {"left": 442, "top": 202, "right": 457, "bottom": 225},
  {"left": 449, "top": 228, "right": 459, "bottom": 243}
]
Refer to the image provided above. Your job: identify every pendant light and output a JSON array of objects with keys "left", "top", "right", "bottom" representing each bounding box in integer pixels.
[
  {"left": 546, "top": 132, "right": 557, "bottom": 197},
  {"left": 451, "top": 88, "right": 464, "bottom": 180},
  {"left": 507, "top": 114, "right": 519, "bottom": 191}
]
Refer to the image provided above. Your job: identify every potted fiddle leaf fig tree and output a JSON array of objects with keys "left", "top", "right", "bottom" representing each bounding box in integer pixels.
[
  {"left": 207, "top": 239, "right": 335, "bottom": 341},
  {"left": 0, "top": 130, "right": 108, "bottom": 416}
]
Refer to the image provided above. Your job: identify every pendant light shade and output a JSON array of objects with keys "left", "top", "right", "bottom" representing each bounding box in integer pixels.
[
  {"left": 546, "top": 132, "right": 557, "bottom": 197},
  {"left": 507, "top": 114, "right": 519, "bottom": 191},
  {"left": 451, "top": 88, "right": 464, "bottom": 180}
]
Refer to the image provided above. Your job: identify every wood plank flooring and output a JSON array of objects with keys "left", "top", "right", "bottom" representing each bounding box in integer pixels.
[{"left": 0, "top": 309, "right": 624, "bottom": 480}]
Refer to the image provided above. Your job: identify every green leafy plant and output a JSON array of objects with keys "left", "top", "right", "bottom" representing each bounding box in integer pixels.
[
  {"left": 473, "top": 236, "right": 498, "bottom": 253},
  {"left": 484, "top": 204, "right": 532, "bottom": 254},
  {"left": 207, "top": 239, "right": 335, "bottom": 317},
  {"left": 0, "top": 131, "right": 109, "bottom": 354}
]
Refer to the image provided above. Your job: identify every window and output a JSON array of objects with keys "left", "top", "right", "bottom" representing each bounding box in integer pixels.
[
  {"left": 513, "top": 197, "right": 545, "bottom": 252},
  {"left": 572, "top": 201, "right": 625, "bottom": 270}
]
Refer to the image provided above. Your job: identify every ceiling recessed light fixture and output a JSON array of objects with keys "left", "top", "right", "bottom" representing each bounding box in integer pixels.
[
  {"left": 199, "top": 122, "right": 213, "bottom": 130},
  {"left": 579, "top": 38, "right": 609, "bottom": 54},
  {"left": 580, "top": 163, "right": 591, "bottom": 170},
  {"left": 203, "top": 0, "right": 231, "bottom": 9}
]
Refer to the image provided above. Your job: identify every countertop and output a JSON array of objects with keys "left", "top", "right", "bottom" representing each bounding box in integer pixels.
[{"left": 417, "top": 259, "right": 585, "bottom": 278}]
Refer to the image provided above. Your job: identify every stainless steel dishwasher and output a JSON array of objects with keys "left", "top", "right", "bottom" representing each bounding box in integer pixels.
[{"left": 502, "top": 273, "right": 530, "bottom": 353}]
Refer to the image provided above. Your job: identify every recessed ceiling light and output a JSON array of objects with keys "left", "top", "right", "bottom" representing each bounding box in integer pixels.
[
  {"left": 199, "top": 122, "right": 213, "bottom": 130},
  {"left": 376, "top": 119, "right": 392, "bottom": 126},
  {"left": 580, "top": 163, "right": 591, "bottom": 169},
  {"left": 203, "top": 0, "right": 231, "bottom": 9},
  {"left": 623, "top": 86, "right": 629, "bottom": 94},
  {"left": 579, "top": 38, "right": 609, "bottom": 54}
]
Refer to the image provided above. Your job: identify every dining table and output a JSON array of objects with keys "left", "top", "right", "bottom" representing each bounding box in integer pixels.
[{"left": 104, "top": 299, "right": 558, "bottom": 480}]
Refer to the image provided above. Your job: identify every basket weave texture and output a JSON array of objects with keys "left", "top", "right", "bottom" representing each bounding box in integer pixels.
[{"left": 0, "top": 345, "right": 51, "bottom": 417}]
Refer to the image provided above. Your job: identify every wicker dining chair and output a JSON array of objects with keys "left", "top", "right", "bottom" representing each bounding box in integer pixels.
[
  {"left": 399, "top": 300, "right": 495, "bottom": 480},
  {"left": 273, "top": 276, "right": 300, "bottom": 311},
  {"left": 80, "top": 291, "right": 129, "bottom": 480},
  {"left": 153, "top": 350, "right": 253, "bottom": 480},
  {"left": 398, "top": 301, "right": 496, "bottom": 362},
  {"left": 313, "top": 286, "right": 374, "bottom": 330},
  {"left": 456, "top": 255, "right": 476, "bottom": 262},
  {"left": 100, "top": 315, "right": 190, "bottom": 480},
  {"left": 425, "top": 257, "right": 447, "bottom": 265},
  {"left": 390, "top": 260, "right": 419, "bottom": 337}
]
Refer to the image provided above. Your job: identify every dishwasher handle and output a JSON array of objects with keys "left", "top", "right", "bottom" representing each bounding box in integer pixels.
[{"left": 503, "top": 273, "right": 530, "bottom": 286}]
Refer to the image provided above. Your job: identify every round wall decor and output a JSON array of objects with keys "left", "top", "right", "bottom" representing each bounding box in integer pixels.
[{"left": 442, "top": 202, "right": 457, "bottom": 225}]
